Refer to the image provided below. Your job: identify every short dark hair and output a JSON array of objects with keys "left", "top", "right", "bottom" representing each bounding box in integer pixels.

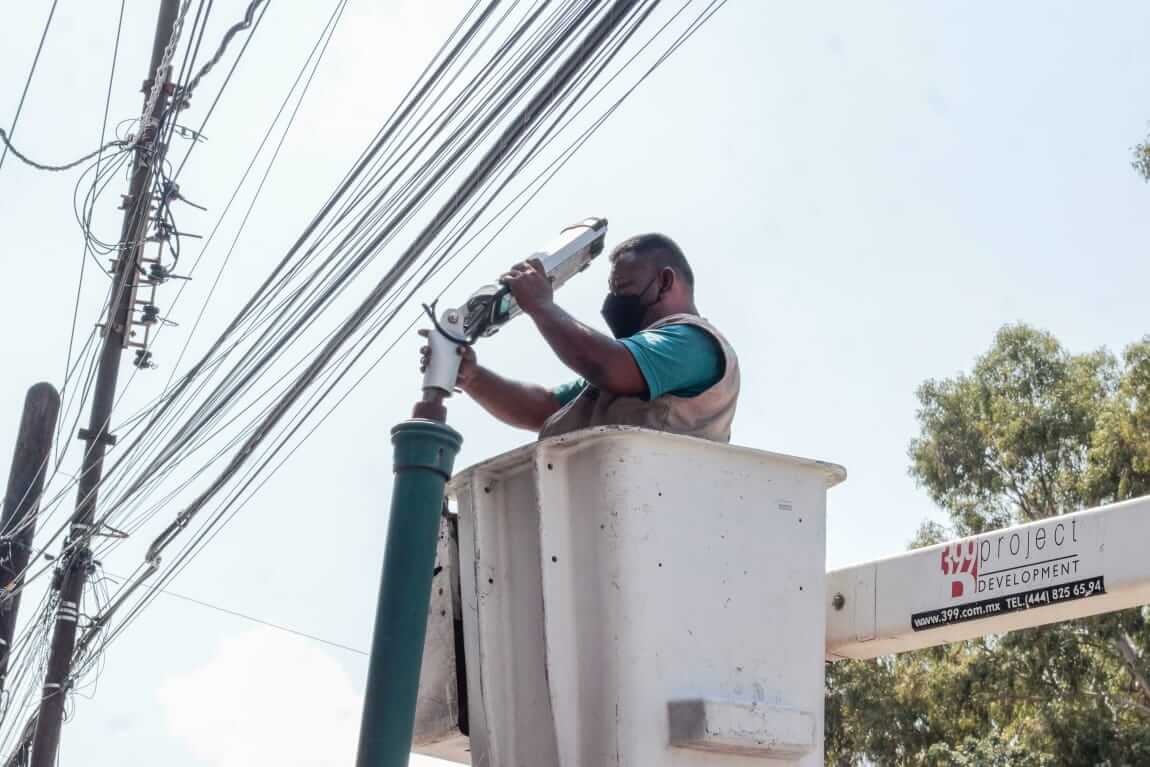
[{"left": 609, "top": 233, "right": 694, "bottom": 288}]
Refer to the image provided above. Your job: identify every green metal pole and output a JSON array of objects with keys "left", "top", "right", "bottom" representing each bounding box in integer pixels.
[{"left": 356, "top": 418, "right": 462, "bottom": 767}]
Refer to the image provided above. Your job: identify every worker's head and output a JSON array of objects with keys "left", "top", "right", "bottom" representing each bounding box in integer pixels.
[{"left": 602, "top": 233, "right": 695, "bottom": 338}]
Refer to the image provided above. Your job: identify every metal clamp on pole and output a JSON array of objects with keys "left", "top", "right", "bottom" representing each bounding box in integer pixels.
[{"left": 412, "top": 307, "right": 468, "bottom": 423}]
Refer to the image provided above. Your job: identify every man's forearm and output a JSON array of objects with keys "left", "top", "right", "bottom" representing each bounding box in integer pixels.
[
  {"left": 528, "top": 302, "right": 645, "bottom": 395},
  {"left": 463, "top": 365, "right": 561, "bottom": 431}
]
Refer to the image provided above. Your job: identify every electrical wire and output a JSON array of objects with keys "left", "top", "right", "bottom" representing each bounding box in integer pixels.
[
  {"left": 92, "top": 0, "right": 667, "bottom": 581},
  {"left": 0, "top": 0, "right": 290, "bottom": 598},
  {"left": 4, "top": 0, "right": 256, "bottom": 565},
  {"left": 61, "top": 0, "right": 130, "bottom": 472},
  {"left": 181, "top": 0, "right": 267, "bottom": 99},
  {"left": 0, "top": 10, "right": 207, "bottom": 737},
  {"left": 91, "top": 0, "right": 727, "bottom": 664},
  {"left": 72, "top": 0, "right": 511, "bottom": 529},
  {"left": 101, "top": 574, "right": 366, "bottom": 656},
  {"left": 0, "top": 0, "right": 61, "bottom": 175},
  {"left": 88, "top": 0, "right": 644, "bottom": 648},
  {"left": 0, "top": 131, "right": 128, "bottom": 174},
  {"left": 11, "top": 0, "right": 593, "bottom": 597},
  {"left": 0, "top": 5, "right": 730, "bottom": 756},
  {"left": 0, "top": 10, "right": 341, "bottom": 711}
]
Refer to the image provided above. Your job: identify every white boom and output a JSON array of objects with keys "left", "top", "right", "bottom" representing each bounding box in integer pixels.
[{"left": 827, "top": 495, "right": 1150, "bottom": 660}]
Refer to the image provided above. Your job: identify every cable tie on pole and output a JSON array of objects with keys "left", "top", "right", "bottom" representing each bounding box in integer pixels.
[{"left": 76, "top": 428, "right": 117, "bottom": 447}]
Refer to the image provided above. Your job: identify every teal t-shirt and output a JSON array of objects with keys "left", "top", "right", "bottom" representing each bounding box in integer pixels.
[{"left": 551, "top": 323, "right": 724, "bottom": 405}]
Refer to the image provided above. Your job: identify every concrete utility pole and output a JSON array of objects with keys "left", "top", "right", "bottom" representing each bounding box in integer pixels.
[
  {"left": 0, "top": 384, "right": 60, "bottom": 697},
  {"left": 29, "top": 2, "right": 181, "bottom": 764}
]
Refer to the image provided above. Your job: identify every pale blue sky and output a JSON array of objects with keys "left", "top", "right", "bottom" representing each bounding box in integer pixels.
[{"left": 1, "top": 1, "right": 1148, "bottom": 765}]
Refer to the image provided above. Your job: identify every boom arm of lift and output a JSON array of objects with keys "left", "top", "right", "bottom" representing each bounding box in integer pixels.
[{"left": 826, "top": 494, "right": 1150, "bottom": 660}]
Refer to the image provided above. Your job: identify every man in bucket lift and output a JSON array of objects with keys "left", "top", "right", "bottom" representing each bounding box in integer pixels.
[{"left": 420, "top": 233, "right": 740, "bottom": 442}]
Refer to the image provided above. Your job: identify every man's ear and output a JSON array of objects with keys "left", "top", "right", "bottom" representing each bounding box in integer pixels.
[{"left": 658, "top": 266, "right": 675, "bottom": 295}]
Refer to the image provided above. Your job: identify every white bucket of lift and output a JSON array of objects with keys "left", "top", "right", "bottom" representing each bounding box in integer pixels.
[{"left": 414, "top": 426, "right": 845, "bottom": 766}]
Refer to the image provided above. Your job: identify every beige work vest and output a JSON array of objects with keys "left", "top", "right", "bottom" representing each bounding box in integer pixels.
[{"left": 538, "top": 314, "right": 740, "bottom": 443}]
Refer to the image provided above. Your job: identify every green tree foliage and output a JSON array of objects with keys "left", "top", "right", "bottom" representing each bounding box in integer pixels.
[
  {"left": 827, "top": 325, "right": 1150, "bottom": 765},
  {"left": 1134, "top": 137, "right": 1150, "bottom": 182}
]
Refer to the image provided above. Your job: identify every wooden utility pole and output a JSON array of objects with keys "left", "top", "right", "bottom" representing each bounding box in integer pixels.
[
  {"left": 0, "top": 384, "right": 61, "bottom": 696},
  {"left": 28, "top": 2, "right": 181, "bottom": 764}
]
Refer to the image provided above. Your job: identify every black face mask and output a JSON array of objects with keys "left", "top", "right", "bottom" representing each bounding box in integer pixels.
[{"left": 601, "top": 277, "right": 659, "bottom": 339}]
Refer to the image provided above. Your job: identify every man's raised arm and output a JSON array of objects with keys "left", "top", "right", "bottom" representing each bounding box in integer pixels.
[
  {"left": 501, "top": 258, "right": 646, "bottom": 396},
  {"left": 419, "top": 329, "right": 561, "bottom": 432}
]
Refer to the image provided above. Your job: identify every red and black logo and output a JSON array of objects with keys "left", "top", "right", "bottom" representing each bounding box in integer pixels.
[{"left": 940, "top": 541, "right": 978, "bottom": 598}]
